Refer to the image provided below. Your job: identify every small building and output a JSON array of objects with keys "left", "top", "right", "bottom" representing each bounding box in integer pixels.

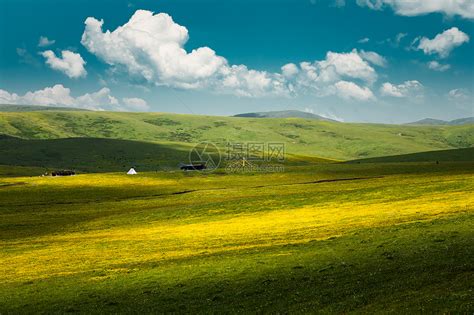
[
  {"left": 179, "top": 163, "right": 206, "bottom": 171},
  {"left": 51, "top": 170, "right": 75, "bottom": 176}
]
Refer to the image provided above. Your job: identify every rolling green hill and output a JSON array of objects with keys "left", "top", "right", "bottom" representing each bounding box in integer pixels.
[
  {"left": 233, "top": 110, "right": 335, "bottom": 121},
  {"left": 0, "top": 110, "right": 472, "bottom": 171},
  {"left": 349, "top": 147, "right": 474, "bottom": 163}
]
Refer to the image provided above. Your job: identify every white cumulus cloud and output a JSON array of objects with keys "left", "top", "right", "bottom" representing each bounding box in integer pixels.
[
  {"left": 41, "top": 50, "right": 87, "bottom": 78},
  {"left": 285, "top": 49, "right": 381, "bottom": 95},
  {"left": 333, "top": 81, "right": 375, "bottom": 101},
  {"left": 356, "top": 0, "right": 474, "bottom": 19},
  {"left": 281, "top": 63, "right": 299, "bottom": 78},
  {"left": 0, "top": 89, "right": 20, "bottom": 104},
  {"left": 380, "top": 80, "right": 423, "bottom": 98},
  {"left": 416, "top": 27, "right": 469, "bottom": 58},
  {"left": 122, "top": 97, "right": 149, "bottom": 111},
  {"left": 80, "top": 10, "right": 287, "bottom": 97},
  {"left": 75, "top": 88, "right": 118, "bottom": 109},
  {"left": 22, "top": 85, "right": 75, "bottom": 106},
  {"left": 81, "top": 10, "right": 383, "bottom": 100},
  {"left": 38, "top": 36, "right": 55, "bottom": 47},
  {"left": 318, "top": 50, "right": 378, "bottom": 83},
  {"left": 0, "top": 85, "right": 145, "bottom": 111}
]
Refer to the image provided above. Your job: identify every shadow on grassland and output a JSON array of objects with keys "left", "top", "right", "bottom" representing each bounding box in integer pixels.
[{"left": 0, "top": 136, "right": 192, "bottom": 173}]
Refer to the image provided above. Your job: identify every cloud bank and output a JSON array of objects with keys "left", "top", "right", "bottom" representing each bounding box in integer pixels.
[
  {"left": 81, "top": 10, "right": 285, "bottom": 97},
  {"left": 356, "top": 0, "right": 474, "bottom": 19},
  {"left": 0, "top": 85, "right": 147, "bottom": 111},
  {"left": 81, "top": 10, "right": 383, "bottom": 101}
]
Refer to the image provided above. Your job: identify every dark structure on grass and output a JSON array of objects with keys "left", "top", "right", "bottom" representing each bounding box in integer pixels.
[
  {"left": 179, "top": 162, "right": 206, "bottom": 171},
  {"left": 51, "top": 170, "right": 75, "bottom": 176}
]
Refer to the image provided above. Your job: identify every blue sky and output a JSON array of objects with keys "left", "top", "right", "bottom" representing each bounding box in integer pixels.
[{"left": 0, "top": 0, "right": 473, "bottom": 123}]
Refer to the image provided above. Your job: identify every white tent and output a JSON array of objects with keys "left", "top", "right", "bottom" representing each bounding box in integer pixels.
[{"left": 127, "top": 168, "right": 137, "bottom": 175}]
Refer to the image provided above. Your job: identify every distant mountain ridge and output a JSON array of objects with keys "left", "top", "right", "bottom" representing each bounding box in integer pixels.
[
  {"left": 407, "top": 117, "right": 473, "bottom": 126},
  {"left": 233, "top": 110, "right": 336, "bottom": 121}
]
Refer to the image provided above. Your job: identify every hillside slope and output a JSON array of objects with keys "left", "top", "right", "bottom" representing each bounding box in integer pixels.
[
  {"left": 0, "top": 137, "right": 191, "bottom": 173},
  {"left": 233, "top": 110, "right": 335, "bottom": 121},
  {"left": 0, "top": 111, "right": 472, "bottom": 164},
  {"left": 349, "top": 147, "right": 474, "bottom": 163}
]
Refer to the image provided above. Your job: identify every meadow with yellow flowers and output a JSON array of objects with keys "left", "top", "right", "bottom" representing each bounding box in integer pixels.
[{"left": 1, "top": 161, "right": 473, "bottom": 313}]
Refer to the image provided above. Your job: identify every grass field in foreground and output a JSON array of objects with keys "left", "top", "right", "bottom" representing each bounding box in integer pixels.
[{"left": 1, "top": 162, "right": 473, "bottom": 313}]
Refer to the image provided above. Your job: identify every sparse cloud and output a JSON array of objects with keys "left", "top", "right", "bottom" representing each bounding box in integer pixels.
[
  {"left": 16, "top": 48, "right": 41, "bottom": 67},
  {"left": 427, "top": 61, "right": 451, "bottom": 72},
  {"left": 38, "top": 36, "right": 55, "bottom": 47},
  {"left": 356, "top": 0, "right": 474, "bottom": 19},
  {"left": 358, "top": 50, "right": 387, "bottom": 67},
  {"left": 358, "top": 37, "right": 370, "bottom": 44},
  {"left": 379, "top": 32, "right": 407, "bottom": 47},
  {"left": 333, "top": 0, "right": 346, "bottom": 8},
  {"left": 395, "top": 33, "right": 407, "bottom": 46},
  {"left": 41, "top": 50, "right": 87, "bottom": 78},
  {"left": 448, "top": 88, "right": 471, "bottom": 101},
  {"left": 415, "top": 27, "right": 469, "bottom": 58},
  {"left": 122, "top": 97, "right": 149, "bottom": 111},
  {"left": 380, "top": 80, "right": 423, "bottom": 98}
]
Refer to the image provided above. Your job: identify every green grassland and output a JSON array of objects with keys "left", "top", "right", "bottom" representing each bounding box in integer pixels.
[
  {"left": 0, "top": 110, "right": 473, "bottom": 171},
  {"left": 0, "top": 108, "right": 473, "bottom": 312},
  {"left": 0, "top": 162, "right": 473, "bottom": 313}
]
